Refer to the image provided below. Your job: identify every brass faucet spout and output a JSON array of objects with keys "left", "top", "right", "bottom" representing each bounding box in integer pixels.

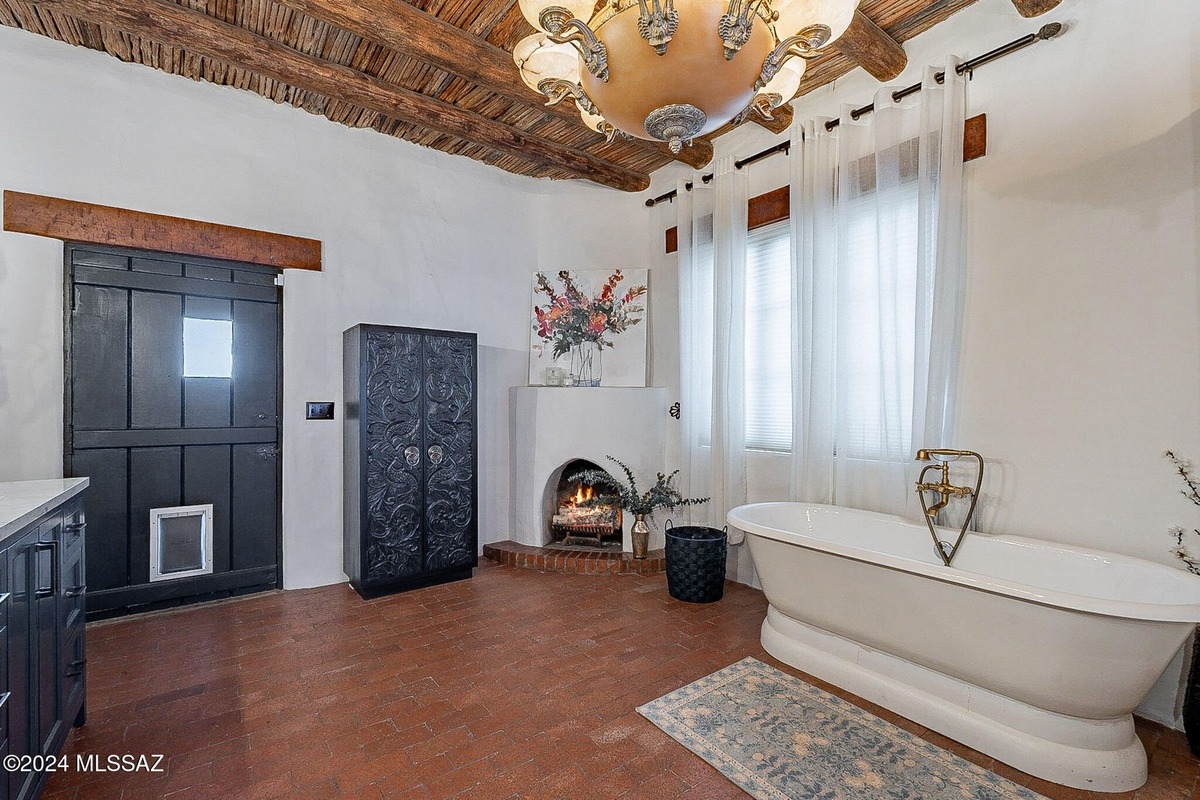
[{"left": 913, "top": 448, "right": 985, "bottom": 567}]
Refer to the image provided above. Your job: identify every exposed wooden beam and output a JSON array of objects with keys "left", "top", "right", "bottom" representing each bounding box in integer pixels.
[
  {"left": 3, "top": 191, "right": 322, "bottom": 270},
  {"left": 751, "top": 103, "right": 793, "bottom": 136},
  {"left": 1010, "top": 0, "right": 1062, "bottom": 17},
  {"left": 33, "top": 0, "right": 650, "bottom": 192},
  {"left": 837, "top": 9, "right": 907, "bottom": 81},
  {"left": 270, "top": 0, "right": 711, "bottom": 170}
]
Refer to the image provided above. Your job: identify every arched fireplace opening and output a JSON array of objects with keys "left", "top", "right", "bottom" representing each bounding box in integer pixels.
[{"left": 547, "top": 459, "right": 623, "bottom": 549}]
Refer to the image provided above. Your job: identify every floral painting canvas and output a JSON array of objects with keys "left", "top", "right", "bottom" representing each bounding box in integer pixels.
[{"left": 528, "top": 269, "right": 649, "bottom": 387}]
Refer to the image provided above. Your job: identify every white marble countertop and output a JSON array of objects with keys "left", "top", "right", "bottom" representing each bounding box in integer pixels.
[{"left": 0, "top": 478, "right": 90, "bottom": 543}]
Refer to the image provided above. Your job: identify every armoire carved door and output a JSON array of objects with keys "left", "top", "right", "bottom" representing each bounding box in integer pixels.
[{"left": 343, "top": 324, "right": 477, "bottom": 598}]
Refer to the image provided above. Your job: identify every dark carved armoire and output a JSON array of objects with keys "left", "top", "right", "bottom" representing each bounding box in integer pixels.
[{"left": 343, "top": 324, "right": 478, "bottom": 598}]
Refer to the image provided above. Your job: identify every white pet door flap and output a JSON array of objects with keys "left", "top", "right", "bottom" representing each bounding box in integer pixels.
[{"left": 149, "top": 504, "right": 214, "bottom": 582}]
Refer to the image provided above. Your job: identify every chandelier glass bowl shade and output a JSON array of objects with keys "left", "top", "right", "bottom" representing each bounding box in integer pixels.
[{"left": 514, "top": 0, "right": 860, "bottom": 152}]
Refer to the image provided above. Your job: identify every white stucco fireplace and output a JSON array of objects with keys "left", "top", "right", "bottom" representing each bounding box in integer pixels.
[{"left": 509, "top": 386, "right": 668, "bottom": 551}]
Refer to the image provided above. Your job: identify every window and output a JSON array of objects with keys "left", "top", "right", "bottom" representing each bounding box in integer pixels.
[
  {"left": 837, "top": 149, "right": 921, "bottom": 463},
  {"left": 744, "top": 220, "right": 791, "bottom": 451},
  {"left": 183, "top": 317, "right": 233, "bottom": 378},
  {"left": 740, "top": 150, "right": 921, "bottom": 459}
]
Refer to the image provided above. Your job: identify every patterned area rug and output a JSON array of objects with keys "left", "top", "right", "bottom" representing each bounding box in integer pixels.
[{"left": 637, "top": 657, "right": 1048, "bottom": 800}]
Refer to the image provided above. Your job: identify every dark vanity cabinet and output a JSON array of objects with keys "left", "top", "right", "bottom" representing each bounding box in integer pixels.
[
  {"left": 0, "top": 483, "right": 87, "bottom": 800},
  {"left": 343, "top": 325, "right": 478, "bottom": 598}
]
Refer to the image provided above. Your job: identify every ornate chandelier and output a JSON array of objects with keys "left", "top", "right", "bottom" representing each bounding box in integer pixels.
[{"left": 513, "top": 0, "right": 859, "bottom": 153}]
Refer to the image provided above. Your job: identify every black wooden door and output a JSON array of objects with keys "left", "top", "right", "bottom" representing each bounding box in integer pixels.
[
  {"left": 363, "top": 328, "right": 425, "bottom": 582},
  {"left": 422, "top": 332, "right": 477, "bottom": 572},
  {"left": 65, "top": 246, "right": 281, "bottom": 616}
]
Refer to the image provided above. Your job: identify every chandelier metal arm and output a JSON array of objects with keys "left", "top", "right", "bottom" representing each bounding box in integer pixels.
[
  {"left": 537, "top": 78, "right": 601, "bottom": 116},
  {"left": 755, "top": 23, "right": 830, "bottom": 88},
  {"left": 637, "top": 0, "right": 678, "bottom": 55},
  {"left": 735, "top": 92, "right": 782, "bottom": 124},
  {"left": 542, "top": 14, "right": 611, "bottom": 81}
]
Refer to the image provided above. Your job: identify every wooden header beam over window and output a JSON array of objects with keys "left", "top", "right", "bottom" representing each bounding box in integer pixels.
[
  {"left": 3, "top": 191, "right": 323, "bottom": 271},
  {"left": 1010, "top": 0, "right": 1061, "bottom": 18},
  {"left": 664, "top": 113, "right": 987, "bottom": 254}
]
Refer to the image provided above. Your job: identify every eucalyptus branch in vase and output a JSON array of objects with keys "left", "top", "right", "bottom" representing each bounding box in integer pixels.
[{"left": 570, "top": 456, "right": 708, "bottom": 558}]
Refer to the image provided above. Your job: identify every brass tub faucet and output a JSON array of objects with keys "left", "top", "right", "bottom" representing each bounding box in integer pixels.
[{"left": 915, "top": 449, "right": 984, "bottom": 567}]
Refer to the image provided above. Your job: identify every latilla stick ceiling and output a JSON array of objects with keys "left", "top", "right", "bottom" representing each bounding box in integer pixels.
[{"left": 1, "top": 0, "right": 1060, "bottom": 191}]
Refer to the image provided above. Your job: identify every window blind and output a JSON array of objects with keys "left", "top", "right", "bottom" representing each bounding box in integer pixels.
[
  {"left": 836, "top": 185, "right": 920, "bottom": 462},
  {"left": 744, "top": 220, "right": 792, "bottom": 452}
]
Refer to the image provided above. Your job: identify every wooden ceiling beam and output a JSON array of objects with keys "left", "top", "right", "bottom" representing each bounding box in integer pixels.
[
  {"left": 751, "top": 103, "right": 793, "bottom": 136},
  {"left": 270, "top": 0, "right": 712, "bottom": 169},
  {"left": 32, "top": 0, "right": 651, "bottom": 192},
  {"left": 837, "top": 9, "right": 907, "bottom": 81},
  {"left": 1010, "top": 0, "right": 1062, "bottom": 17}
]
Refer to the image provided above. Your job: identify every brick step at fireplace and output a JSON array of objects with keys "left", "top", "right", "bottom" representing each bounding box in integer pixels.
[{"left": 483, "top": 541, "right": 665, "bottom": 575}]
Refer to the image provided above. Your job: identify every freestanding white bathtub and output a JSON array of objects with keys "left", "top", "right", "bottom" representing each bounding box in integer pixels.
[{"left": 727, "top": 502, "right": 1200, "bottom": 793}]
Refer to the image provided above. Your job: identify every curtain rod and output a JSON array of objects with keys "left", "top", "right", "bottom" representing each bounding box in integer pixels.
[{"left": 644, "top": 22, "right": 1064, "bottom": 209}]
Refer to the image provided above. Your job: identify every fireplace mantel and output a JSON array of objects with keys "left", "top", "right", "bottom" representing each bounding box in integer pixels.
[{"left": 509, "top": 387, "right": 668, "bottom": 550}]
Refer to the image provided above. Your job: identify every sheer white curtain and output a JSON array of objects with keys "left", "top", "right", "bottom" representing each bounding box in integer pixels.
[
  {"left": 789, "top": 59, "right": 968, "bottom": 517},
  {"left": 678, "top": 158, "right": 749, "bottom": 529}
]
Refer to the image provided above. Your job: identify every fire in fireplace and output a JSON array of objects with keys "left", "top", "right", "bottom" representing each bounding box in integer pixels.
[{"left": 549, "top": 459, "right": 622, "bottom": 548}]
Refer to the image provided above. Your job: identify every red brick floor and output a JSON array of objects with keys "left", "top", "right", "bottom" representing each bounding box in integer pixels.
[{"left": 43, "top": 561, "right": 1200, "bottom": 800}]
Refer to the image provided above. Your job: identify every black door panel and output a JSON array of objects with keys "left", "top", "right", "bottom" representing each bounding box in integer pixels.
[{"left": 65, "top": 245, "right": 281, "bottom": 617}]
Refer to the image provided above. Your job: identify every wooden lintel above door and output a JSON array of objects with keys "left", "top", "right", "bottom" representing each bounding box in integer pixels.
[{"left": 3, "top": 191, "right": 322, "bottom": 271}]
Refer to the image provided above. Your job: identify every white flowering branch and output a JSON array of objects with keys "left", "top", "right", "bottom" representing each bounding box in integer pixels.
[{"left": 1165, "top": 450, "right": 1200, "bottom": 576}]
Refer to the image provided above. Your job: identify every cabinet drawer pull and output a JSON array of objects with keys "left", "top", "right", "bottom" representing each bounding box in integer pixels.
[
  {"left": 65, "top": 659, "right": 87, "bottom": 678},
  {"left": 34, "top": 541, "right": 58, "bottom": 598},
  {"left": 66, "top": 585, "right": 86, "bottom": 598}
]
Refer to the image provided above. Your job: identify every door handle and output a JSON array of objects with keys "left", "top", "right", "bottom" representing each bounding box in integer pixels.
[
  {"left": 34, "top": 541, "right": 58, "bottom": 598},
  {"left": 428, "top": 445, "right": 444, "bottom": 466},
  {"left": 66, "top": 584, "right": 87, "bottom": 599},
  {"left": 65, "top": 659, "right": 87, "bottom": 678},
  {"left": 404, "top": 446, "right": 421, "bottom": 467}
]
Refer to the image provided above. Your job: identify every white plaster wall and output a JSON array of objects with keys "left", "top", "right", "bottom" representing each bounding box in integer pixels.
[
  {"left": 508, "top": 387, "right": 668, "bottom": 549},
  {"left": 0, "top": 25, "right": 555, "bottom": 589},
  {"left": 530, "top": 181, "right": 687, "bottom": 513},
  {"left": 645, "top": 0, "right": 1200, "bottom": 726}
]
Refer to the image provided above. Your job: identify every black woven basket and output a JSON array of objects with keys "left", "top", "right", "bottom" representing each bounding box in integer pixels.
[{"left": 665, "top": 523, "right": 727, "bottom": 603}]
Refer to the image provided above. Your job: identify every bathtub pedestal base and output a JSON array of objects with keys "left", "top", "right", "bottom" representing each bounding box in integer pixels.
[{"left": 762, "top": 606, "right": 1147, "bottom": 793}]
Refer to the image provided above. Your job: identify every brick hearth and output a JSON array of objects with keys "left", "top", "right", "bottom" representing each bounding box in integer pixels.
[{"left": 483, "top": 540, "right": 666, "bottom": 575}]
